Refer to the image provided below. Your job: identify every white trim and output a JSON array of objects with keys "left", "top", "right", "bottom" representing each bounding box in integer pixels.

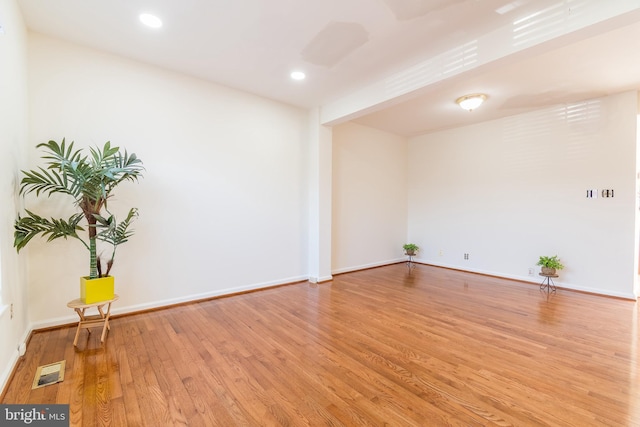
[
  {"left": 0, "top": 327, "right": 31, "bottom": 394},
  {"left": 421, "top": 260, "right": 637, "bottom": 300},
  {"left": 28, "top": 313, "right": 78, "bottom": 331},
  {"left": 23, "top": 263, "right": 638, "bottom": 332},
  {"left": 29, "top": 274, "right": 310, "bottom": 331},
  {"left": 309, "top": 275, "right": 333, "bottom": 283},
  {"left": 0, "top": 349, "right": 19, "bottom": 395},
  {"left": 114, "top": 275, "right": 309, "bottom": 316},
  {"left": 332, "top": 258, "right": 406, "bottom": 275}
]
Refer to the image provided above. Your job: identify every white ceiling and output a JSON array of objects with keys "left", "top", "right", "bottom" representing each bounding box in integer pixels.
[{"left": 15, "top": 0, "right": 640, "bottom": 136}]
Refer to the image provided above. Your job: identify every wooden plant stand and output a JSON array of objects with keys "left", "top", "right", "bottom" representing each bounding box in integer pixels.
[{"left": 67, "top": 294, "right": 119, "bottom": 346}]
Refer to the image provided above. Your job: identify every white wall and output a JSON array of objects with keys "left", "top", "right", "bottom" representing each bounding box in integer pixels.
[
  {"left": 332, "top": 122, "right": 408, "bottom": 273},
  {"left": 0, "top": 0, "right": 29, "bottom": 391},
  {"left": 408, "top": 92, "right": 638, "bottom": 298},
  {"left": 25, "top": 33, "right": 310, "bottom": 325}
]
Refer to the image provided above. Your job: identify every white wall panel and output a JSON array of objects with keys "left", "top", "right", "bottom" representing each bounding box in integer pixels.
[{"left": 332, "top": 122, "right": 408, "bottom": 272}]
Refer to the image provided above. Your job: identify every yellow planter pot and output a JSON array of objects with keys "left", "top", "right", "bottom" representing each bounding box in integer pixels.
[{"left": 80, "top": 276, "right": 115, "bottom": 304}]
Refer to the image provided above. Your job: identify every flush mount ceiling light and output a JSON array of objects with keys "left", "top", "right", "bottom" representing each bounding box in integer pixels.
[
  {"left": 290, "top": 71, "right": 306, "bottom": 81},
  {"left": 139, "top": 13, "right": 163, "bottom": 28},
  {"left": 456, "top": 93, "right": 487, "bottom": 111}
]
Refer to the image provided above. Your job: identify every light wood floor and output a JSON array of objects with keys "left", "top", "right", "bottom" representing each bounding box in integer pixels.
[{"left": 2, "top": 264, "right": 640, "bottom": 426}]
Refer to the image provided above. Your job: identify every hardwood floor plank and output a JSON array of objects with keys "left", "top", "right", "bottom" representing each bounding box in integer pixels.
[
  {"left": 2, "top": 264, "right": 640, "bottom": 426},
  {"left": 166, "top": 309, "right": 261, "bottom": 426},
  {"left": 213, "top": 303, "right": 371, "bottom": 426},
  {"left": 113, "top": 322, "right": 144, "bottom": 426}
]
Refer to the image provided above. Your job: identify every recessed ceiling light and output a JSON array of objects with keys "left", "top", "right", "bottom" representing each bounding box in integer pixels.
[
  {"left": 290, "top": 71, "right": 306, "bottom": 81},
  {"left": 139, "top": 13, "right": 162, "bottom": 29}
]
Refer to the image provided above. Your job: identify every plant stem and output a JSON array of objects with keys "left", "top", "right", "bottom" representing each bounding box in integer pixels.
[{"left": 89, "top": 237, "right": 98, "bottom": 279}]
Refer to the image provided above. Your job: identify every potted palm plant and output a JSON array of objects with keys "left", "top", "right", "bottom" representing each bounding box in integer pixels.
[{"left": 14, "top": 139, "right": 144, "bottom": 303}]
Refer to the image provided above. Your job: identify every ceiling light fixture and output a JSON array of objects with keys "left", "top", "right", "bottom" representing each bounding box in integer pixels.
[
  {"left": 290, "top": 71, "right": 306, "bottom": 81},
  {"left": 456, "top": 93, "right": 487, "bottom": 111},
  {"left": 139, "top": 13, "right": 163, "bottom": 29}
]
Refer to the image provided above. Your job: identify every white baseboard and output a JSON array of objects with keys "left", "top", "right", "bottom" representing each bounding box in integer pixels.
[
  {"left": 29, "top": 274, "right": 311, "bottom": 332},
  {"left": 0, "top": 327, "right": 32, "bottom": 395},
  {"left": 0, "top": 352, "right": 19, "bottom": 396},
  {"left": 309, "top": 275, "right": 333, "bottom": 283},
  {"left": 421, "top": 260, "right": 637, "bottom": 300},
  {"left": 24, "top": 263, "right": 638, "bottom": 333},
  {"left": 332, "top": 258, "right": 406, "bottom": 275},
  {"left": 114, "top": 274, "right": 309, "bottom": 315}
]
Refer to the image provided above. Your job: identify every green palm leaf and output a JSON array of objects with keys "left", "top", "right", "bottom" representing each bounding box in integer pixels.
[
  {"left": 14, "top": 210, "right": 86, "bottom": 252},
  {"left": 14, "top": 139, "right": 144, "bottom": 278}
]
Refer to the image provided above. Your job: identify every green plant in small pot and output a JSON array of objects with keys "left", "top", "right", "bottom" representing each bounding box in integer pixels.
[
  {"left": 14, "top": 139, "right": 144, "bottom": 303},
  {"left": 403, "top": 243, "right": 419, "bottom": 256},
  {"left": 537, "top": 255, "right": 564, "bottom": 275}
]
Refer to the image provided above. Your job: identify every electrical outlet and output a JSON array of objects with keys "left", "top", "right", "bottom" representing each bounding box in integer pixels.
[
  {"left": 438, "top": 250, "right": 443, "bottom": 256},
  {"left": 10, "top": 303, "right": 13, "bottom": 319},
  {"left": 464, "top": 253, "right": 469, "bottom": 260},
  {"left": 528, "top": 268, "right": 534, "bottom": 275}
]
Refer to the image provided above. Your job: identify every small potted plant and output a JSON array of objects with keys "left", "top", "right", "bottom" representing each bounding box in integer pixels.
[
  {"left": 537, "top": 255, "right": 564, "bottom": 275},
  {"left": 403, "top": 243, "right": 419, "bottom": 256}
]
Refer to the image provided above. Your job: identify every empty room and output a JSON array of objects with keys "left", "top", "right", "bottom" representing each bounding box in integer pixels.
[{"left": 1, "top": 0, "right": 640, "bottom": 425}]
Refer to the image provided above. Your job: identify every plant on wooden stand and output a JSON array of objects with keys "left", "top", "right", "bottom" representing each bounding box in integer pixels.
[
  {"left": 14, "top": 139, "right": 144, "bottom": 302},
  {"left": 536, "top": 255, "right": 564, "bottom": 275}
]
